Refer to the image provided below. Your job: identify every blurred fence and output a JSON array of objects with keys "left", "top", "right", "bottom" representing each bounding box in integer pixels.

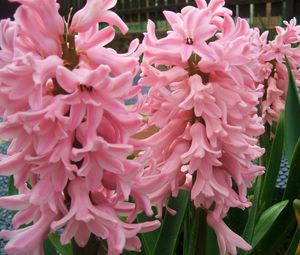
[
  {"left": 2, "top": 0, "right": 298, "bottom": 51},
  {"left": 113, "top": 0, "right": 300, "bottom": 32},
  {"left": 2, "top": 0, "right": 299, "bottom": 30}
]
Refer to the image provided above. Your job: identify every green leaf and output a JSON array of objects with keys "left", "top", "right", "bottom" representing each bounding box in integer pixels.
[
  {"left": 250, "top": 138, "right": 300, "bottom": 254},
  {"left": 152, "top": 190, "right": 190, "bottom": 255},
  {"left": 285, "top": 229, "right": 300, "bottom": 255},
  {"left": 259, "top": 112, "right": 284, "bottom": 210},
  {"left": 136, "top": 210, "right": 160, "bottom": 255},
  {"left": 259, "top": 122, "right": 272, "bottom": 166},
  {"left": 252, "top": 200, "right": 289, "bottom": 248},
  {"left": 283, "top": 137, "right": 300, "bottom": 200},
  {"left": 250, "top": 203, "right": 296, "bottom": 255},
  {"left": 48, "top": 233, "right": 72, "bottom": 255},
  {"left": 8, "top": 176, "right": 18, "bottom": 195},
  {"left": 284, "top": 57, "right": 300, "bottom": 163},
  {"left": 205, "top": 226, "right": 220, "bottom": 255},
  {"left": 44, "top": 239, "right": 58, "bottom": 255},
  {"left": 239, "top": 175, "right": 263, "bottom": 255},
  {"left": 187, "top": 207, "right": 207, "bottom": 255},
  {"left": 183, "top": 203, "right": 191, "bottom": 255}
]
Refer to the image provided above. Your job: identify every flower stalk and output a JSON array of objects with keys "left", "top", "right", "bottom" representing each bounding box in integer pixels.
[{"left": 190, "top": 206, "right": 207, "bottom": 255}]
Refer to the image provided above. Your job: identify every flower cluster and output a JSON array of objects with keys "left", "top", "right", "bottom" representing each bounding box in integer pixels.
[
  {"left": 139, "top": 0, "right": 265, "bottom": 254},
  {"left": 0, "top": 0, "right": 162, "bottom": 254},
  {"left": 255, "top": 18, "right": 300, "bottom": 124}
]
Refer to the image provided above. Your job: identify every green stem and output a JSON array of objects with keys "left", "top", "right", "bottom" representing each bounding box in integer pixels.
[
  {"left": 196, "top": 208, "right": 207, "bottom": 255},
  {"left": 188, "top": 205, "right": 207, "bottom": 255},
  {"left": 259, "top": 123, "right": 271, "bottom": 168},
  {"left": 238, "top": 175, "right": 263, "bottom": 255},
  {"left": 183, "top": 203, "right": 191, "bottom": 255}
]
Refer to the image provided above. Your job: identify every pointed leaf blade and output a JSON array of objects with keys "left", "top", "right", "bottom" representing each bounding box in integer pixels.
[
  {"left": 252, "top": 200, "right": 289, "bottom": 248},
  {"left": 136, "top": 211, "right": 160, "bottom": 255},
  {"left": 153, "top": 190, "right": 190, "bottom": 255},
  {"left": 48, "top": 233, "right": 72, "bottom": 255},
  {"left": 284, "top": 57, "right": 300, "bottom": 163},
  {"left": 260, "top": 112, "right": 284, "bottom": 210}
]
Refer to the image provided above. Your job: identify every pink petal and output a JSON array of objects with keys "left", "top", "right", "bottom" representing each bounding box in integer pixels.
[
  {"left": 56, "top": 66, "right": 79, "bottom": 93},
  {"left": 60, "top": 219, "right": 79, "bottom": 245},
  {"left": 74, "top": 222, "right": 91, "bottom": 247},
  {"left": 0, "top": 194, "right": 29, "bottom": 211},
  {"left": 100, "top": 10, "right": 128, "bottom": 35}
]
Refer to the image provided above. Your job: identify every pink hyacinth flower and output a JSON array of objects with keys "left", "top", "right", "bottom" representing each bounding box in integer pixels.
[
  {"left": 0, "top": 1, "right": 164, "bottom": 254},
  {"left": 255, "top": 18, "right": 300, "bottom": 124},
  {"left": 0, "top": 205, "right": 57, "bottom": 255},
  {"left": 207, "top": 213, "right": 252, "bottom": 255},
  {"left": 70, "top": 0, "right": 128, "bottom": 34},
  {"left": 140, "top": 0, "right": 265, "bottom": 254}
]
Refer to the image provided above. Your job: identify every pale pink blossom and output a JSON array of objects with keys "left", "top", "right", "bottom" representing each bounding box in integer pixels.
[
  {"left": 256, "top": 18, "right": 300, "bottom": 124},
  {"left": 0, "top": 205, "right": 57, "bottom": 255},
  {"left": 140, "top": 1, "right": 265, "bottom": 254},
  {"left": 10, "top": 0, "right": 64, "bottom": 56},
  {"left": 207, "top": 212, "right": 252, "bottom": 255},
  {"left": 162, "top": 8, "right": 217, "bottom": 62},
  {"left": 70, "top": 0, "right": 128, "bottom": 34},
  {"left": 51, "top": 177, "right": 161, "bottom": 254},
  {"left": 0, "top": 1, "right": 162, "bottom": 254}
]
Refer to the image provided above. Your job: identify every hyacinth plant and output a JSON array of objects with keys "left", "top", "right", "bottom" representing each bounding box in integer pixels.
[
  {"left": 257, "top": 18, "right": 300, "bottom": 126},
  {"left": 1, "top": 0, "right": 300, "bottom": 255},
  {"left": 138, "top": 1, "right": 266, "bottom": 254},
  {"left": 0, "top": 0, "right": 165, "bottom": 254}
]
